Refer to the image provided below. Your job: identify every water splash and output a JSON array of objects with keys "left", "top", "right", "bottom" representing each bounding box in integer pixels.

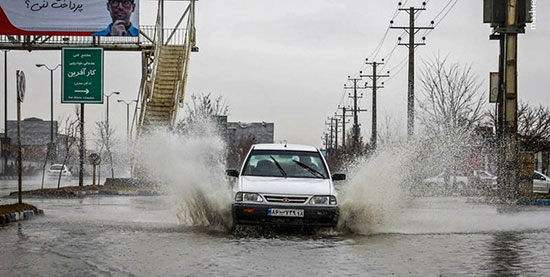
[
  {"left": 134, "top": 118, "right": 233, "bottom": 230},
  {"left": 338, "top": 142, "right": 413, "bottom": 235},
  {"left": 336, "top": 136, "right": 550, "bottom": 235}
]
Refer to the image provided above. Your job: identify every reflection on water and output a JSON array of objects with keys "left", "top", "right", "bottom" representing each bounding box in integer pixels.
[{"left": 486, "top": 232, "right": 524, "bottom": 276}]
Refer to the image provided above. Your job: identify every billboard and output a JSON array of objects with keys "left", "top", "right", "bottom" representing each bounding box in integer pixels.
[{"left": 0, "top": 0, "right": 139, "bottom": 36}]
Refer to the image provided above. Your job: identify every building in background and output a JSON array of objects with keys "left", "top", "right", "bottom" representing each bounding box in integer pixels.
[
  {"left": 4, "top": 118, "right": 64, "bottom": 175},
  {"left": 226, "top": 121, "right": 274, "bottom": 168},
  {"left": 6, "top": 118, "right": 58, "bottom": 162},
  {"left": 228, "top": 122, "right": 274, "bottom": 145}
]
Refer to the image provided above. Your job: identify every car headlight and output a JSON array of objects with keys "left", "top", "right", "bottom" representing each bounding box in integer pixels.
[
  {"left": 309, "top": 195, "right": 337, "bottom": 205},
  {"left": 235, "top": 192, "right": 263, "bottom": 202}
]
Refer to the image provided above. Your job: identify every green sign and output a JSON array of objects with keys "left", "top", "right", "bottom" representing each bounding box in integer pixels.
[{"left": 62, "top": 48, "right": 104, "bottom": 104}]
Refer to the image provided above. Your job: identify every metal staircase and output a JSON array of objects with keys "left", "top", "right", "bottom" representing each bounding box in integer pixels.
[{"left": 136, "top": 0, "right": 196, "bottom": 133}]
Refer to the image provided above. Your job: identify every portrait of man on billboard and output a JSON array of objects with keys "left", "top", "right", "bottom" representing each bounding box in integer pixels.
[{"left": 93, "top": 0, "right": 139, "bottom": 36}]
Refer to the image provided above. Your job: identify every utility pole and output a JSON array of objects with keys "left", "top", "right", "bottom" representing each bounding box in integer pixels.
[
  {"left": 324, "top": 133, "right": 329, "bottom": 154},
  {"left": 344, "top": 76, "right": 368, "bottom": 151},
  {"left": 502, "top": 0, "right": 520, "bottom": 199},
  {"left": 335, "top": 106, "right": 352, "bottom": 149},
  {"left": 325, "top": 118, "right": 334, "bottom": 154},
  {"left": 334, "top": 117, "right": 339, "bottom": 153},
  {"left": 361, "top": 59, "right": 390, "bottom": 150},
  {"left": 390, "top": 2, "right": 434, "bottom": 137},
  {"left": 485, "top": 0, "right": 530, "bottom": 199}
]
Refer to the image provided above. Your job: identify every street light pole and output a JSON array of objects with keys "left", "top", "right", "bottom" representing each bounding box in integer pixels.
[
  {"left": 117, "top": 100, "right": 138, "bottom": 141},
  {"left": 106, "top": 92, "right": 120, "bottom": 133},
  {"left": 3, "top": 50, "right": 8, "bottom": 175},
  {"left": 36, "top": 63, "right": 61, "bottom": 160},
  {"left": 117, "top": 99, "right": 137, "bottom": 178}
]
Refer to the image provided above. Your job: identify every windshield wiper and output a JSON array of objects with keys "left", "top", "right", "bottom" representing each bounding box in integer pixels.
[
  {"left": 270, "top": 156, "right": 287, "bottom": 178},
  {"left": 293, "top": 160, "right": 325, "bottom": 178}
]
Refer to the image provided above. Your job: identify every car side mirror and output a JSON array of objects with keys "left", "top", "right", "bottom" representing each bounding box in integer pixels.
[
  {"left": 226, "top": 169, "right": 239, "bottom": 178},
  {"left": 332, "top": 173, "right": 346, "bottom": 181}
]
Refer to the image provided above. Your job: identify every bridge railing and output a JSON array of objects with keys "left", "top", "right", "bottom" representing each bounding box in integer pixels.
[{"left": 0, "top": 26, "right": 187, "bottom": 50}]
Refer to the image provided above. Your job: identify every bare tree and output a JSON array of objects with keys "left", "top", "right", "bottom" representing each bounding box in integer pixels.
[
  {"left": 488, "top": 103, "right": 550, "bottom": 153},
  {"left": 377, "top": 112, "right": 403, "bottom": 146},
  {"left": 176, "top": 93, "right": 229, "bottom": 136},
  {"left": 182, "top": 93, "right": 229, "bottom": 123},
  {"left": 40, "top": 137, "right": 53, "bottom": 190},
  {"left": 518, "top": 104, "right": 550, "bottom": 152},
  {"left": 95, "top": 120, "right": 118, "bottom": 178},
  {"left": 57, "top": 116, "right": 79, "bottom": 189},
  {"left": 417, "top": 56, "right": 486, "bottom": 137}
]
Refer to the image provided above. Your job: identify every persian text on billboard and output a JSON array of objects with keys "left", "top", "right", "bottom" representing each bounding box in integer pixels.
[{"left": 0, "top": 0, "right": 139, "bottom": 36}]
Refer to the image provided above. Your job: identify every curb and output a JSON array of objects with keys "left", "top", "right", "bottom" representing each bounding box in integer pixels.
[
  {"left": 98, "top": 190, "right": 119, "bottom": 196},
  {"left": 0, "top": 209, "right": 43, "bottom": 225},
  {"left": 72, "top": 190, "right": 159, "bottom": 197},
  {"left": 136, "top": 190, "right": 160, "bottom": 196},
  {"left": 518, "top": 199, "right": 550, "bottom": 206},
  {"left": 73, "top": 191, "right": 99, "bottom": 197}
]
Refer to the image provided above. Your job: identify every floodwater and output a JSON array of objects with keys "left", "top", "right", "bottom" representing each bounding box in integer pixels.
[{"left": 1, "top": 196, "right": 550, "bottom": 276}]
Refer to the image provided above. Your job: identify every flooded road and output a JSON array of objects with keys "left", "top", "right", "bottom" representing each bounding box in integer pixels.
[{"left": 1, "top": 196, "right": 550, "bottom": 276}]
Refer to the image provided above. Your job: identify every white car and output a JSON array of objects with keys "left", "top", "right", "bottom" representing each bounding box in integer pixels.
[
  {"left": 47, "top": 164, "right": 72, "bottom": 180},
  {"left": 533, "top": 170, "right": 550, "bottom": 194},
  {"left": 227, "top": 144, "right": 344, "bottom": 227},
  {"left": 422, "top": 172, "right": 469, "bottom": 190},
  {"left": 472, "top": 170, "right": 498, "bottom": 191}
]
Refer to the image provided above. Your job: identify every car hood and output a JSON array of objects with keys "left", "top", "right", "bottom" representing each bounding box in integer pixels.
[{"left": 240, "top": 176, "right": 332, "bottom": 195}]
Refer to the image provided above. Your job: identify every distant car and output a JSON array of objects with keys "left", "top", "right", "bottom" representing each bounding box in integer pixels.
[
  {"left": 533, "top": 170, "right": 550, "bottom": 194},
  {"left": 47, "top": 164, "right": 71, "bottom": 180},
  {"left": 422, "top": 172, "right": 469, "bottom": 191},
  {"left": 472, "top": 170, "right": 497, "bottom": 191},
  {"left": 227, "top": 143, "right": 345, "bottom": 228}
]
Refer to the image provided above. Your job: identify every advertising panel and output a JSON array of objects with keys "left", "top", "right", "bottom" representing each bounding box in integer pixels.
[{"left": 0, "top": 0, "right": 139, "bottom": 36}]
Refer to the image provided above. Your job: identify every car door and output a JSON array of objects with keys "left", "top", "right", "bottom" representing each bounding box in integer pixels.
[{"left": 533, "top": 172, "right": 548, "bottom": 193}]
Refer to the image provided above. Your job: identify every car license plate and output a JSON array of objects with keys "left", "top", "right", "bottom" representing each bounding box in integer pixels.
[{"left": 267, "top": 208, "right": 304, "bottom": 218}]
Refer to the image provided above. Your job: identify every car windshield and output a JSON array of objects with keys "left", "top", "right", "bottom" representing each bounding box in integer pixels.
[
  {"left": 242, "top": 150, "right": 328, "bottom": 179},
  {"left": 50, "top": 165, "right": 64, "bottom": 170}
]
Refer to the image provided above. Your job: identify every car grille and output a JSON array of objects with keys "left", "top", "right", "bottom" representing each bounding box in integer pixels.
[{"left": 264, "top": 195, "right": 308, "bottom": 204}]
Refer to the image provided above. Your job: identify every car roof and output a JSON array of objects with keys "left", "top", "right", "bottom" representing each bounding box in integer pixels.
[
  {"left": 535, "top": 170, "right": 549, "bottom": 177},
  {"left": 252, "top": 143, "right": 319, "bottom": 152}
]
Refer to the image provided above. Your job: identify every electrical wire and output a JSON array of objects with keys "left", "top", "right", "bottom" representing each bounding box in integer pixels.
[
  {"left": 424, "top": 0, "right": 459, "bottom": 36},
  {"left": 385, "top": 56, "right": 409, "bottom": 82},
  {"left": 432, "top": 0, "right": 454, "bottom": 22},
  {"left": 370, "top": 27, "right": 391, "bottom": 61}
]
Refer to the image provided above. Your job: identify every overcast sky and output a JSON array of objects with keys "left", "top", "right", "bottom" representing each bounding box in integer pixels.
[{"left": 1, "top": 0, "right": 549, "bottom": 149}]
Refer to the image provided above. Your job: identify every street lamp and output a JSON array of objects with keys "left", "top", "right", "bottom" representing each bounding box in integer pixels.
[
  {"left": 36, "top": 63, "right": 61, "bottom": 161},
  {"left": 2, "top": 50, "right": 8, "bottom": 175},
  {"left": 117, "top": 99, "right": 138, "bottom": 141},
  {"left": 105, "top": 91, "right": 120, "bottom": 133}
]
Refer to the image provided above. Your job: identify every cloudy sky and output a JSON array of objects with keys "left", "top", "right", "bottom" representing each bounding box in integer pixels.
[{"left": 1, "top": 0, "right": 549, "bottom": 149}]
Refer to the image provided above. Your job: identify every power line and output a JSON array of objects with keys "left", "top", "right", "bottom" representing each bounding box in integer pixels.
[
  {"left": 433, "top": 0, "right": 454, "bottom": 22},
  {"left": 425, "top": 0, "right": 459, "bottom": 36},
  {"left": 386, "top": 56, "right": 409, "bottom": 82},
  {"left": 370, "top": 27, "right": 391, "bottom": 61}
]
